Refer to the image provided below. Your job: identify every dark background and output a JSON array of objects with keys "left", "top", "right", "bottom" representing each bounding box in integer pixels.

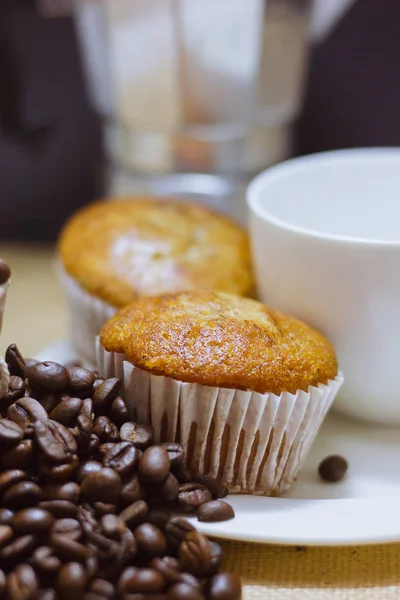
[{"left": 0, "top": 0, "right": 399, "bottom": 241}]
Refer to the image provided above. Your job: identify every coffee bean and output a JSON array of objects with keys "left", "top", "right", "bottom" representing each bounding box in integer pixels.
[
  {"left": 39, "top": 394, "right": 62, "bottom": 414},
  {"left": 52, "top": 519, "right": 82, "bottom": 541},
  {"left": 118, "top": 567, "right": 166, "bottom": 594},
  {"left": 207, "top": 573, "right": 242, "bottom": 600},
  {"left": 42, "top": 482, "right": 80, "bottom": 505},
  {"left": 120, "top": 474, "right": 145, "bottom": 506},
  {"left": 168, "top": 582, "right": 205, "bottom": 600},
  {"left": 27, "top": 362, "right": 69, "bottom": 393},
  {"left": 30, "top": 546, "right": 61, "bottom": 574},
  {"left": 165, "top": 519, "right": 195, "bottom": 549},
  {"left": 0, "top": 509, "right": 14, "bottom": 526},
  {"left": 38, "top": 501, "right": 78, "bottom": 519},
  {"left": 177, "top": 484, "right": 212, "bottom": 513},
  {"left": 8, "top": 397, "right": 48, "bottom": 431},
  {"left": 139, "top": 447, "right": 170, "bottom": 484},
  {"left": 67, "top": 367, "right": 96, "bottom": 397},
  {"left": 197, "top": 500, "right": 235, "bottom": 523},
  {"left": 34, "top": 420, "right": 77, "bottom": 464},
  {"left": 81, "top": 468, "right": 121, "bottom": 504},
  {"left": 158, "top": 443, "right": 185, "bottom": 469},
  {"left": 120, "top": 423, "right": 154, "bottom": 450},
  {"left": 99, "top": 442, "right": 141, "bottom": 475},
  {"left": 193, "top": 475, "right": 228, "bottom": 499},
  {"left": 13, "top": 508, "right": 55, "bottom": 534},
  {"left": 318, "top": 455, "right": 348, "bottom": 483},
  {"left": 88, "top": 578, "right": 114, "bottom": 598},
  {"left": 93, "top": 379, "right": 121, "bottom": 413},
  {"left": 50, "top": 534, "right": 93, "bottom": 562},
  {"left": 57, "top": 562, "right": 87, "bottom": 598},
  {"left": 2, "top": 376, "right": 26, "bottom": 404},
  {"left": 0, "top": 419, "right": 24, "bottom": 447},
  {"left": 76, "top": 461, "right": 103, "bottom": 483},
  {"left": 135, "top": 524, "right": 167, "bottom": 557},
  {"left": 72, "top": 415, "right": 94, "bottom": 446},
  {"left": 93, "top": 417, "right": 119, "bottom": 443},
  {"left": 49, "top": 398, "right": 82, "bottom": 425},
  {"left": 7, "top": 564, "right": 38, "bottom": 600},
  {"left": 0, "top": 440, "right": 33, "bottom": 470},
  {"left": 0, "top": 535, "right": 38, "bottom": 560},
  {"left": 39, "top": 455, "right": 79, "bottom": 481},
  {"left": 5, "top": 345, "right": 26, "bottom": 378},
  {"left": 119, "top": 501, "right": 148, "bottom": 529},
  {"left": 110, "top": 397, "right": 128, "bottom": 427},
  {"left": 0, "top": 525, "right": 14, "bottom": 548},
  {"left": 150, "top": 557, "right": 182, "bottom": 585},
  {"left": 179, "top": 531, "right": 213, "bottom": 578},
  {"left": 0, "top": 259, "right": 11, "bottom": 284},
  {"left": 79, "top": 434, "right": 100, "bottom": 458},
  {"left": 159, "top": 473, "right": 179, "bottom": 502},
  {"left": 0, "top": 469, "right": 27, "bottom": 495},
  {"left": 3, "top": 481, "right": 42, "bottom": 509},
  {"left": 100, "top": 515, "right": 126, "bottom": 540},
  {"left": 79, "top": 398, "right": 94, "bottom": 420}
]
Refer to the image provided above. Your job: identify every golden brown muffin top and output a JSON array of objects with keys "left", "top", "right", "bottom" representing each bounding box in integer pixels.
[
  {"left": 58, "top": 198, "right": 253, "bottom": 307},
  {"left": 100, "top": 291, "right": 338, "bottom": 394}
]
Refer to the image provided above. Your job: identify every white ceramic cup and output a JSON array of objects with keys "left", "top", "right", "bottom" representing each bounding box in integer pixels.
[{"left": 247, "top": 148, "right": 400, "bottom": 425}]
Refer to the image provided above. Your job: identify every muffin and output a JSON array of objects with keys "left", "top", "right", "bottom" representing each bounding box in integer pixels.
[
  {"left": 97, "top": 291, "right": 343, "bottom": 496},
  {"left": 58, "top": 198, "right": 253, "bottom": 364}
]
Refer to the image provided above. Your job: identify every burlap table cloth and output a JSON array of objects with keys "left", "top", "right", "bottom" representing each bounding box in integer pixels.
[{"left": 1, "top": 245, "right": 399, "bottom": 600}]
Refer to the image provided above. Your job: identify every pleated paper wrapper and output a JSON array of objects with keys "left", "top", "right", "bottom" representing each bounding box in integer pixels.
[
  {"left": 58, "top": 265, "right": 116, "bottom": 366},
  {"left": 96, "top": 338, "right": 343, "bottom": 496}
]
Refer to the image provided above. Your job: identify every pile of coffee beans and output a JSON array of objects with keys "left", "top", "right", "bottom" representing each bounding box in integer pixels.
[{"left": 0, "top": 344, "right": 241, "bottom": 600}]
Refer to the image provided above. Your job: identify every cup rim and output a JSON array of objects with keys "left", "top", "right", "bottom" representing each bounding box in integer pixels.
[{"left": 247, "top": 147, "right": 400, "bottom": 247}]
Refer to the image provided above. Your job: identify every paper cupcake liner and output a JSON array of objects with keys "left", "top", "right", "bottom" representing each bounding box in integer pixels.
[
  {"left": 96, "top": 338, "right": 343, "bottom": 496},
  {"left": 57, "top": 265, "right": 116, "bottom": 366},
  {"left": 0, "top": 279, "right": 9, "bottom": 337}
]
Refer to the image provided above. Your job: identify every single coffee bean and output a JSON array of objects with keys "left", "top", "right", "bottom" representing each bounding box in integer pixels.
[
  {"left": 139, "top": 447, "right": 170, "bottom": 484},
  {"left": 94, "top": 503, "right": 116, "bottom": 518},
  {"left": 158, "top": 443, "right": 185, "bottom": 469},
  {"left": 0, "top": 440, "right": 33, "bottom": 470},
  {"left": 34, "top": 419, "right": 77, "bottom": 464},
  {"left": 79, "top": 434, "right": 100, "bottom": 458},
  {"left": 0, "top": 419, "right": 24, "bottom": 447},
  {"left": 8, "top": 397, "right": 48, "bottom": 431},
  {"left": 110, "top": 397, "right": 128, "bottom": 426},
  {"left": 318, "top": 455, "right": 348, "bottom": 483},
  {"left": 118, "top": 567, "right": 166, "bottom": 595},
  {"left": 30, "top": 546, "right": 61, "bottom": 574},
  {"left": 167, "top": 582, "right": 206, "bottom": 600},
  {"left": 197, "top": 500, "right": 235, "bottom": 523},
  {"left": 0, "top": 509, "right": 14, "bottom": 526},
  {"left": 179, "top": 531, "right": 213, "bottom": 578},
  {"left": 93, "top": 379, "right": 121, "bottom": 413},
  {"left": 119, "top": 474, "right": 145, "bottom": 506},
  {"left": 49, "top": 397, "right": 82, "bottom": 425},
  {"left": 119, "top": 501, "right": 148, "bottom": 529},
  {"left": 100, "top": 515, "right": 126, "bottom": 540},
  {"left": 88, "top": 578, "right": 114, "bottom": 598},
  {"left": 79, "top": 398, "right": 94, "bottom": 420},
  {"left": 5, "top": 345, "right": 26, "bottom": 378},
  {"left": 177, "top": 483, "right": 212, "bottom": 513},
  {"left": 159, "top": 473, "right": 179, "bottom": 502},
  {"left": 150, "top": 557, "right": 182, "bottom": 585},
  {"left": 39, "top": 455, "right": 79, "bottom": 481},
  {"left": 2, "top": 376, "right": 26, "bottom": 404},
  {"left": 57, "top": 562, "right": 87, "bottom": 598},
  {"left": 76, "top": 460, "right": 103, "bottom": 483},
  {"left": 0, "top": 469, "right": 27, "bottom": 495},
  {"left": 135, "top": 523, "right": 167, "bottom": 557},
  {"left": 81, "top": 468, "right": 122, "bottom": 504},
  {"left": 192, "top": 475, "right": 228, "bottom": 499},
  {"left": 72, "top": 415, "right": 93, "bottom": 446},
  {"left": 207, "top": 573, "right": 242, "bottom": 600},
  {"left": 50, "top": 534, "right": 93, "bottom": 562},
  {"left": 42, "top": 482, "right": 81, "bottom": 505},
  {"left": 165, "top": 518, "right": 195, "bottom": 549},
  {"left": 0, "top": 525, "right": 14, "bottom": 548},
  {"left": 7, "top": 564, "right": 38, "bottom": 600},
  {"left": 147, "top": 509, "right": 170, "bottom": 529},
  {"left": 13, "top": 508, "right": 55, "bottom": 534},
  {"left": 0, "top": 259, "right": 11, "bottom": 284},
  {"left": 93, "top": 416, "right": 119, "bottom": 443},
  {"left": 38, "top": 500, "right": 78, "bottom": 519},
  {"left": 27, "top": 362, "right": 69, "bottom": 393},
  {"left": 0, "top": 534, "right": 39, "bottom": 560},
  {"left": 120, "top": 423, "right": 154, "bottom": 450},
  {"left": 3, "top": 481, "right": 42, "bottom": 509},
  {"left": 52, "top": 518, "right": 82, "bottom": 541},
  {"left": 99, "top": 442, "right": 141, "bottom": 475},
  {"left": 67, "top": 367, "right": 96, "bottom": 397}
]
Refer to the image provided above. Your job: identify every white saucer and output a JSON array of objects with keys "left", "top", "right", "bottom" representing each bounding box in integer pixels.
[{"left": 37, "top": 340, "right": 400, "bottom": 546}]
